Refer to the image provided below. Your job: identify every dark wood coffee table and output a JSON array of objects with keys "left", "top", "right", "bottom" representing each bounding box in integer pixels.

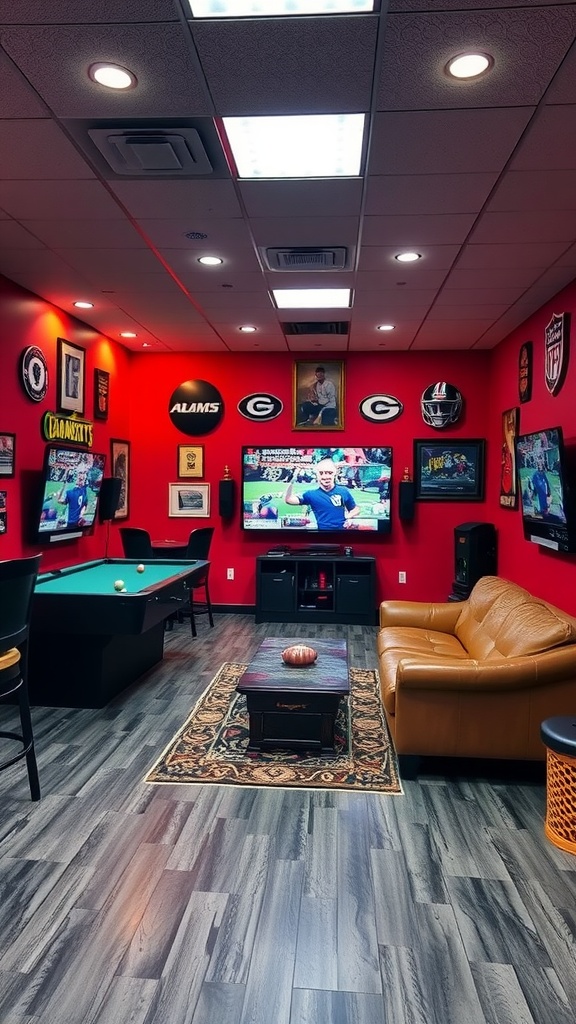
[{"left": 236, "top": 637, "right": 349, "bottom": 758}]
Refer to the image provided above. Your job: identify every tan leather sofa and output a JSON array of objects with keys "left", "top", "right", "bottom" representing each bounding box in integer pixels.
[{"left": 377, "top": 576, "right": 576, "bottom": 777}]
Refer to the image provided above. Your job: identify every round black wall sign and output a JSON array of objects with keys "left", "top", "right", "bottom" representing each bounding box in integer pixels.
[
  {"left": 21, "top": 345, "right": 49, "bottom": 402},
  {"left": 168, "top": 379, "right": 224, "bottom": 436}
]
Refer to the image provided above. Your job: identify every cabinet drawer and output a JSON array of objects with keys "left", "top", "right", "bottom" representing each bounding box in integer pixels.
[
  {"left": 259, "top": 572, "right": 295, "bottom": 613},
  {"left": 335, "top": 574, "right": 372, "bottom": 614}
]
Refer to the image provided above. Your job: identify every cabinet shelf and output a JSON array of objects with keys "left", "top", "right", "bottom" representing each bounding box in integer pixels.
[{"left": 256, "top": 554, "right": 376, "bottom": 625}]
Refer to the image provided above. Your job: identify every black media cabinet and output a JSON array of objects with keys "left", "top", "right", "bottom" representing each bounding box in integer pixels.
[{"left": 255, "top": 553, "right": 376, "bottom": 625}]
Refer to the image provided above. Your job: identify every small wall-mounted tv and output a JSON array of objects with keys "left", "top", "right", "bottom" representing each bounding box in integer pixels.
[
  {"left": 37, "top": 445, "right": 106, "bottom": 542},
  {"left": 516, "top": 426, "right": 576, "bottom": 553},
  {"left": 242, "top": 445, "right": 392, "bottom": 533}
]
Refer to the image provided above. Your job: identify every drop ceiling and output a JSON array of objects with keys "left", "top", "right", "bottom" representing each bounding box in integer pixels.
[{"left": 0, "top": 0, "right": 575, "bottom": 353}]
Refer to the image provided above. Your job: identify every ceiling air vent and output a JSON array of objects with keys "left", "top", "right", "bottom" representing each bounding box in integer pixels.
[
  {"left": 87, "top": 127, "right": 213, "bottom": 176},
  {"left": 263, "top": 247, "right": 348, "bottom": 271},
  {"left": 282, "top": 321, "right": 349, "bottom": 335}
]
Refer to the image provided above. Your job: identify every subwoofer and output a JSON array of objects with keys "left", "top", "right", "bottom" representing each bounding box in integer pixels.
[
  {"left": 98, "top": 477, "right": 122, "bottom": 523},
  {"left": 450, "top": 521, "right": 497, "bottom": 600}
]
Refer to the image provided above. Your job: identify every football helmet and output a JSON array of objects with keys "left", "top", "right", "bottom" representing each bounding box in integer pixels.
[{"left": 421, "top": 382, "right": 463, "bottom": 429}]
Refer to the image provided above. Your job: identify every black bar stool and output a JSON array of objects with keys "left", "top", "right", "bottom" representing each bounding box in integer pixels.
[{"left": 0, "top": 555, "right": 42, "bottom": 801}]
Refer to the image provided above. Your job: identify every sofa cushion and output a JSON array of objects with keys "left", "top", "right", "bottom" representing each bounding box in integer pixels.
[
  {"left": 378, "top": 627, "right": 467, "bottom": 714},
  {"left": 455, "top": 576, "right": 533, "bottom": 659},
  {"left": 491, "top": 602, "right": 576, "bottom": 657}
]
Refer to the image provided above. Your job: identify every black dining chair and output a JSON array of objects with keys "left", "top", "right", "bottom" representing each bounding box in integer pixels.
[
  {"left": 0, "top": 554, "right": 42, "bottom": 801},
  {"left": 175, "top": 527, "right": 215, "bottom": 636},
  {"left": 119, "top": 527, "right": 154, "bottom": 560}
]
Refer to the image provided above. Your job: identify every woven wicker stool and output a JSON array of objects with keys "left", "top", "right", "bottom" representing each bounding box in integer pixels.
[{"left": 540, "top": 717, "right": 576, "bottom": 856}]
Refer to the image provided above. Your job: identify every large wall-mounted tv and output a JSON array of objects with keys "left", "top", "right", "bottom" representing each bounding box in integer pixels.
[
  {"left": 242, "top": 445, "right": 392, "bottom": 533},
  {"left": 516, "top": 426, "right": 576, "bottom": 553},
  {"left": 37, "top": 445, "right": 106, "bottom": 542}
]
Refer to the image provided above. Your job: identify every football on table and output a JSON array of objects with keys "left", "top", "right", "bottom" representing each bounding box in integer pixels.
[{"left": 281, "top": 644, "right": 318, "bottom": 666}]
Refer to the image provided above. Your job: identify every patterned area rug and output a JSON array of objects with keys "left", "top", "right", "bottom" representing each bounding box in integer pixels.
[{"left": 145, "top": 663, "right": 401, "bottom": 793}]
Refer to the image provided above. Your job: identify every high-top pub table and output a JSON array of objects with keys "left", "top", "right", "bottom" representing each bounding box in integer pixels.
[{"left": 236, "top": 636, "right": 349, "bottom": 758}]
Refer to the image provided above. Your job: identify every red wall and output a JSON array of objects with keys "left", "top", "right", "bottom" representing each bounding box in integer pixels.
[{"left": 2, "top": 270, "right": 575, "bottom": 611}]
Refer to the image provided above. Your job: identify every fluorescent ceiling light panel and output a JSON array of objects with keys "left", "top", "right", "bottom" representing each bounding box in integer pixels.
[
  {"left": 273, "top": 288, "right": 351, "bottom": 309},
  {"left": 223, "top": 114, "right": 365, "bottom": 178},
  {"left": 188, "top": 1, "right": 375, "bottom": 16}
]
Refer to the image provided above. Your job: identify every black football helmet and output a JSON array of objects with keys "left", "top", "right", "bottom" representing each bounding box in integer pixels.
[{"left": 421, "top": 382, "right": 463, "bottom": 429}]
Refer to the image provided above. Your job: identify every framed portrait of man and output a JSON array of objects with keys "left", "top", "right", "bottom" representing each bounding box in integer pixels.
[{"left": 293, "top": 360, "right": 345, "bottom": 431}]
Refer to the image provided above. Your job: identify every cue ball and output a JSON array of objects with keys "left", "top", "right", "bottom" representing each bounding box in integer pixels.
[
  {"left": 137, "top": 564, "right": 145, "bottom": 573},
  {"left": 114, "top": 579, "right": 125, "bottom": 591}
]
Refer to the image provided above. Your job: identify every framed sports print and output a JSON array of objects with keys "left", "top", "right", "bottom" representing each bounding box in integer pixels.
[
  {"left": 293, "top": 360, "right": 344, "bottom": 430},
  {"left": 0, "top": 490, "right": 6, "bottom": 534},
  {"left": 500, "top": 408, "right": 519, "bottom": 508},
  {"left": 414, "top": 439, "right": 486, "bottom": 501},
  {"left": 0, "top": 433, "right": 15, "bottom": 477},
  {"left": 169, "top": 483, "right": 210, "bottom": 518},
  {"left": 518, "top": 341, "right": 532, "bottom": 404},
  {"left": 177, "top": 444, "right": 204, "bottom": 479},
  {"left": 94, "top": 368, "right": 110, "bottom": 421},
  {"left": 110, "top": 438, "right": 130, "bottom": 519},
  {"left": 57, "top": 337, "right": 85, "bottom": 415}
]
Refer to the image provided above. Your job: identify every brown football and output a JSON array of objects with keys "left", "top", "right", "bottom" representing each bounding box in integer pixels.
[{"left": 282, "top": 644, "right": 318, "bottom": 667}]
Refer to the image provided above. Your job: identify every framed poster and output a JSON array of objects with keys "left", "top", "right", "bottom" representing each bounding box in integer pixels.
[
  {"left": 500, "top": 408, "right": 519, "bottom": 509},
  {"left": 177, "top": 444, "right": 204, "bottom": 478},
  {"left": 110, "top": 438, "right": 130, "bottom": 519},
  {"left": 0, "top": 433, "right": 15, "bottom": 478},
  {"left": 518, "top": 341, "right": 532, "bottom": 404},
  {"left": 414, "top": 439, "right": 486, "bottom": 501},
  {"left": 169, "top": 483, "right": 210, "bottom": 518},
  {"left": 94, "top": 368, "right": 110, "bottom": 421},
  {"left": 57, "top": 337, "right": 85, "bottom": 415},
  {"left": 0, "top": 490, "right": 6, "bottom": 534},
  {"left": 293, "top": 360, "right": 344, "bottom": 430}
]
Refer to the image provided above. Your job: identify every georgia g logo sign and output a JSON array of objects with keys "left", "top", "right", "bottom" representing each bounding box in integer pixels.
[
  {"left": 359, "top": 394, "right": 403, "bottom": 423},
  {"left": 238, "top": 393, "right": 283, "bottom": 422},
  {"left": 169, "top": 380, "right": 224, "bottom": 435}
]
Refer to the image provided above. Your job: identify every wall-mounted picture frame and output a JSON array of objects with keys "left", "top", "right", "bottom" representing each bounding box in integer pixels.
[
  {"left": 0, "top": 490, "right": 6, "bottom": 534},
  {"left": 110, "top": 438, "right": 130, "bottom": 519},
  {"left": 293, "top": 360, "right": 345, "bottom": 430},
  {"left": 414, "top": 439, "right": 486, "bottom": 501},
  {"left": 177, "top": 444, "right": 204, "bottom": 479},
  {"left": 57, "top": 337, "right": 85, "bottom": 415},
  {"left": 500, "top": 407, "right": 519, "bottom": 509},
  {"left": 169, "top": 482, "right": 210, "bottom": 518},
  {"left": 0, "top": 433, "right": 15, "bottom": 478},
  {"left": 94, "top": 368, "right": 110, "bottom": 421}
]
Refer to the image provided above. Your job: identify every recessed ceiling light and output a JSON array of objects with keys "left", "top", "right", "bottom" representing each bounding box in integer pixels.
[
  {"left": 222, "top": 114, "right": 365, "bottom": 178},
  {"left": 188, "top": 1, "right": 375, "bottom": 16},
  {"left": 272, "top": 288, "right": 351, "bottom": 309},
  {"left": 395, "top": 252, "right": 421, "bottom": 263},
  {"left": 73, "top": 300, "right": 94, "bottom": 309},
  {"left": 446, "top": 53, "right": 493, "bottom": 79},
  {"left": 88, "top": 63, "right": 137, "bottom": 90},
  {"left": 198, "top": 255, "right": 223, "bottom": 266},
  {"left": 120, "top": 331, "right": 137, "bottom": 338},
  {"left": 239, "top": 325, "right": 257, "bottom": 332},
  {"left": 377, "top": 324, "right": 395, "bottom": 331}
]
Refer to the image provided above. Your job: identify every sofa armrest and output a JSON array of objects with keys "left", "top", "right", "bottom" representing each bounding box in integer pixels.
[
  {"left": 396, "top": 645, "right": 576, "bottom": 692},
  {"left": 379, "top": 599, "right": 463, "bottom": 634}
]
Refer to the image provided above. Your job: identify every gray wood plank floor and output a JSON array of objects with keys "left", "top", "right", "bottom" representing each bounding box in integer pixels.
[{"left": 1, "top": 614, "right": 575, "bottom": 1024}]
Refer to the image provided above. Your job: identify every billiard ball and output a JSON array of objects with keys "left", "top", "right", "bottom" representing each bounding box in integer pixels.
[
  {"left": 114, "top": 579, "right": 125, "bottom": 591},
  {"left": 136, "top": 564, "right": 145, "bottom": 573}
]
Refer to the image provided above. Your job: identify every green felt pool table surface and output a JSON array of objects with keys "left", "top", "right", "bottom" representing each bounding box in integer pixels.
[{"left": 35, "top": 558, "right": 197, "bottom": 595}]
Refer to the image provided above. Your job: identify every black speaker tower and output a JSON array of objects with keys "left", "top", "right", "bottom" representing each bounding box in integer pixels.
[
  {"left": 98, "top": 477, "right": 122, "bottom": 523},
  {"left": 449, "top": 522, "right": 497, "bottom": 601}
]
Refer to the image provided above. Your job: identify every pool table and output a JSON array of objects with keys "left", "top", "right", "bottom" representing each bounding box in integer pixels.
[{"left": 28, "top": 558, "right": 209, "bottom": 708}]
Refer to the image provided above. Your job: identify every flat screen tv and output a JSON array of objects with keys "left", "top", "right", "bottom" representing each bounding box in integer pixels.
[
  {"left": 242, "top": 445, "right": 392, "bottom": 533},
  {"left": 516, "top": 426, "right": 576, "bottom": 552},
  {"left": 37, "top": 445, "right": 106, "bottom": 542}
]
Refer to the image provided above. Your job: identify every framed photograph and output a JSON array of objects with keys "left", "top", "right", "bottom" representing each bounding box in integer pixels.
[
  {"left": 57, "top": 337, "right": 85, "bottom": 415},
  {"left": 0, "top": 490, "right": 6, "bottom": 534},
  {"left": 169, "top": 482, "right": 210, "bottom": 518},
  {"left": 94, "top": 368, "right": 110, "bottom": 421},
  {"left": 110, "top": 438, "right": 130, "bottom": 520},
  {"left": 0, "top": 433, "right": 15, "bottom": 477},
  {"left": 177, "top": 444, "right": 204, "bottom": 479},
  {"left": 414, "top": 439, "right": 486, "bottom": 501},
  {"left": 293, "top": 360, "right": 344, "bottom": 430},
  {"left": 500, "top": 408, "right": 519, "bottom": 509}
]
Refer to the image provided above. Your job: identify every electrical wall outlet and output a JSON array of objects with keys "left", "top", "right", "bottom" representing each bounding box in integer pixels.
[
  {"left": 227, "top": 568, "right": 234, "bottom": 580},
  {"left": 398, "top": 571, "right": 407, "bottom": 583}
]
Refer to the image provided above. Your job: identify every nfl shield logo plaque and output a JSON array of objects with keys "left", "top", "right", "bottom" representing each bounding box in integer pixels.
[{"left": 544, "top": 312, "right": 570, "bottom": 395}]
